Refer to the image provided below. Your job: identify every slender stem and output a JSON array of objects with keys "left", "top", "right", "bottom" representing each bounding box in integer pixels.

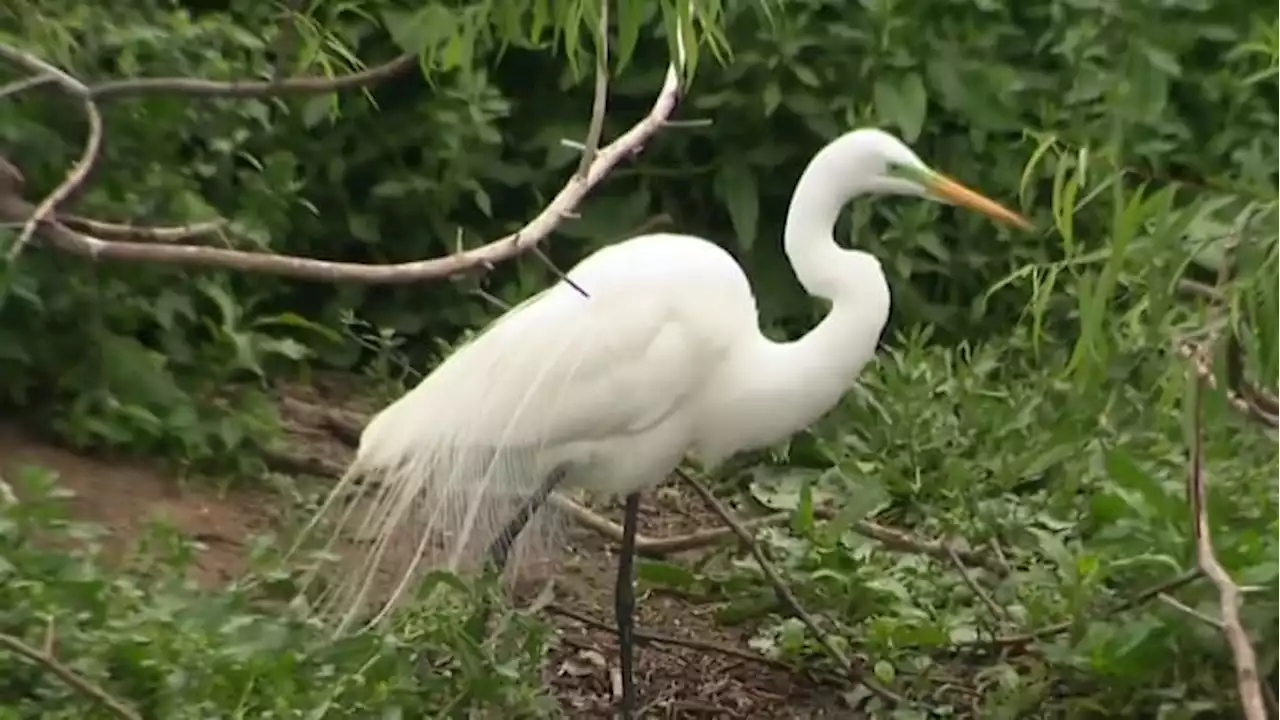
[{"left": 615, "top": 492, "right": 642, "bottom": 719}]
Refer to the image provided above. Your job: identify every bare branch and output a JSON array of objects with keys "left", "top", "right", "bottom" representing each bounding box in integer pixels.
[
  {"left": 0, "top": 631, "right": 142, "bottom": 720},
  {"left": 1186, "top": 357, "right": 1267, "bottom": 720},
  {"left": 0, "top": 44, "right": 686, "bottom": 282},
  {"left": 4, "top": 96, "right": 102, "bottom": 261},
  {"left": 1162, "top": 235, "right": 1264, "bottom": 717}
]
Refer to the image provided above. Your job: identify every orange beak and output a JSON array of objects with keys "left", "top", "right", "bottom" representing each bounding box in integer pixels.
[{"left": 925, "top": 173, "right": 1034, "bottom": 231}]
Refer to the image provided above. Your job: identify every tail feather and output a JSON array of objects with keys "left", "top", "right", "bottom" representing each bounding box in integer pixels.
[
  {"left": 287, "top": 281, "right": 669, "bottom": 630},
  {"left": 291, "top": 441, "right": 568, "bottom": 633}
]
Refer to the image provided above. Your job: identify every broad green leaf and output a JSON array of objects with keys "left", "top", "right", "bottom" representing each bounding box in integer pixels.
[
  {"left": 897, "top": 72, "right": 929, "bottom": 142},
  {"left": 713, "top": 158, "right": 759, "bottom": 251}
]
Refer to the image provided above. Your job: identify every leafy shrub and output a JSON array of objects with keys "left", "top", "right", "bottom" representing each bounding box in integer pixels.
[{"left": 0, "top": 466, "right": 557, "bottom": 718}]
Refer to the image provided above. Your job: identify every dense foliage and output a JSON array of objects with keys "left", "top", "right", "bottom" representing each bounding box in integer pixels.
[{"left": 0, "top": 0, "right": 1275, "bottom": 717}]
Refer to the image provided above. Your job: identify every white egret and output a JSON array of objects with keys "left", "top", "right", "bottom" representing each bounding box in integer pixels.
[{"left": 295, "top": 127, "right": 1031, "bottom": 718}]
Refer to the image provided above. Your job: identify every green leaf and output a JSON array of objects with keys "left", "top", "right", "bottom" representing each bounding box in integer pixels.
[
  {"left": 713, "top": 158, "right": 759, "bottom": 251},
  {"left": 763, "top": 81, "right": 782, "bottom": 116},
  {"left": 98, "top": 334, "right": 186, "bottom": 409},
  {"left": 348, "top": 213, "right": 380, "bottom": 244},
  {"left": 637, "top": 560, "right": 698, "bottom": 589},
  {"left": 1103, "top": 447, "right": 1176, "bottom": 520},
  {"left": 874, "top": 73, "right": 928, "bottom": 142}
]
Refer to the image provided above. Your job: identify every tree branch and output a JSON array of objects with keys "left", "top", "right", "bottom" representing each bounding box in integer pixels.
[
  {"left": 0, "top": 631, "right": 142, "bottom": 720},
  {"left": 0, "top": 37, "right": 686, "bottom": 282},
  {"left": 1179, "top": 236, "right": 1268, "bottom": 719},
  {"left": 1185, "top": 347, "right": 1268, "bottom": 720},
  {"left": 0, "top": 55, "right": 102, "bottom": 261}
]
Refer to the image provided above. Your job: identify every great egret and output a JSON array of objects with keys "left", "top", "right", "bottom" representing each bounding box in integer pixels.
[{"left": 296, "top": 127, "right": 1031, "bottom": 717}]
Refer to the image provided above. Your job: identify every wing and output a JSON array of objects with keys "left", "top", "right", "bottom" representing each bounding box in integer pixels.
[
  {"left": 360, "top": 233, "right": 756, "bottom": 455},
  {"left": 366, "top": 288, "right": 709, "bottom": 453}
]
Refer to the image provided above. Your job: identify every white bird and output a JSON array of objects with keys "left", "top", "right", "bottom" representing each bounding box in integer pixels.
[{"left": 293, "top": 127, "right": 1031, "bottom": 718}]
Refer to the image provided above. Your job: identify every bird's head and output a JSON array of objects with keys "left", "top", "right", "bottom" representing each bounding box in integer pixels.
[{"left": 826, "top": 128, "right": 1033, "bottom": 231}]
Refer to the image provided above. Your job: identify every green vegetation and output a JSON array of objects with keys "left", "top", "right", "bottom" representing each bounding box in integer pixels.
[{"left": 0, "top": 0, "right": 1275, "bottom": 717}]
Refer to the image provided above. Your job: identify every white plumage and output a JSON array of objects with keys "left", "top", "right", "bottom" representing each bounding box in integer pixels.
[{"left": 292, "top": 128, "right": 1030, "bottom": 715}]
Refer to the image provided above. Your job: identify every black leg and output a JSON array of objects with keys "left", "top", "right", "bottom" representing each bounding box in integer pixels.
[
  {"left": 615, "top": 492, "right": 642, "bottom": 719},
  {"left": 485, "top": 466, "right": 565, "bottom": 573}
]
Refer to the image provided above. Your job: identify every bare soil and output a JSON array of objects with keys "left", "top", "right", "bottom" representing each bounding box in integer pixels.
[{"left": 0, "top": 380, "right": 848, "bottom": 719}]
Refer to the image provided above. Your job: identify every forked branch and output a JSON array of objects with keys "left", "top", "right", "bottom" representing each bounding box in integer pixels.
[
  {"left": 0, "top": 12, "right": 685, "bottom": 282},
  {"left": 0, "top": 631, "right": 141, "bottom": 720},
  {"left": 1176, "top": 238, "right": 1270, "bottom": 720},
  {"left": 1184, "top": 345, "right": 1269, "bottom": 720}
]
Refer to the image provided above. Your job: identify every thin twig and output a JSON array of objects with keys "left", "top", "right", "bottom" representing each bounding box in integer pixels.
[
  {"left": 5, "top": 94, "right": 102, "bottom": 261},
  {"left": 677, "top": 468, "right": 906, "bottom": 707},
  {"left": 523, "top": 0, "right": 611, "bottom": 301},
  {"left": 0, "top": 74, "right": 57, "bottom": 99},
  {"left": 945, "top": 542, "right": 1008, "bottom": 623},
  {"left": 530, "top": 244, "right": 591, "bottom": 299},
  {"left": 41, "top": 616, "right": 55, "bottom": 655},
  {"left": 270, "top": 0, "right": 307, "bottom": 79},
  {"left": 547, "top": 603, "right": 797, "bottom": 672},
  {"left": 575, "top": 0, "right": 610, "bottom": 179},
  {"left": 0, "top": 631, "right": 142, "bottom": 720},
  {"left": 1157, "top": 593, "right": 1225, "bottom": 630},
  {"left": 953, "top": 568, "right": 1204, "bottom": 648},
  {"left": 57, "top": 216, "right": 226, "bottom": 243},
  {"left": 90, "top": 54, "right": 420, "bottom": 101}
]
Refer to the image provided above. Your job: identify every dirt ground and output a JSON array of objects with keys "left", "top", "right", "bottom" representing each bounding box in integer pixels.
[{"left": 0, "top": 381, "right": 849, "bottom": 719}]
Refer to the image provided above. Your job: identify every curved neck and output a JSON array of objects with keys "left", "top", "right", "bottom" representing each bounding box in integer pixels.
[
  {"left": 703, "top": 150, "right": 892, "bottom": 463},
  {"left": 783, "top": 146, "right": 866, "bottom": 301},
  {"left": 768, "top": 163, "right": 890, "bottom": 415}
]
